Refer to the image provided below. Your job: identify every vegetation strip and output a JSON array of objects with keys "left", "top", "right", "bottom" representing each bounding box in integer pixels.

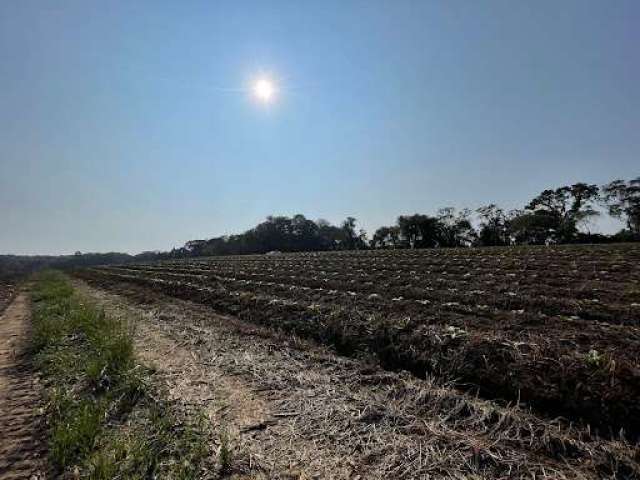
[{"left": 30, "top": 271, "right": 210, "bottom": 478}]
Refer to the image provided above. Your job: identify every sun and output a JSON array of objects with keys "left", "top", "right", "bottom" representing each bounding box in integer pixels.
[{"left": 253, "top": 77, "right": 276, "bottom": 103}]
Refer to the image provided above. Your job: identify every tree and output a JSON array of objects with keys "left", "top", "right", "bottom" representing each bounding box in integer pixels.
[
  {"left": 371, "top": 226, "right": 400, "bottom": 248},
  {"left": 184, "top": 240, "right": 207, "bottom": 256},
  {"left": 476, "top": 204, "right": 510, "bottom": 246},
  {"left": 291, "top": 214, "right": 321, "bottom": 250},
  {"left": 508, "top": 210, "right": 560, "bottom": 245},
  {"left": 341, "top": 217, "right": 357, "bottom": 243},
  {"left": 602, "top": 178, "right": 640, "bottom": 235},
  {"left": 340, "top": 217, "right": 367, "bottom": 249},
  {"left": 316, "top": 218, "right": 343, "bottom": 249},
  {"left": 436, "top": 208, "right": 476, "bottom": 247},
  {"left": 525, "top": 183, "right": 600, "bottom": 243},
  {"left": 397, "top": 214, "right": 440, "bottom": 248},
  {"left": 568, "top": 183, "right": 601, "bottom": 225}
]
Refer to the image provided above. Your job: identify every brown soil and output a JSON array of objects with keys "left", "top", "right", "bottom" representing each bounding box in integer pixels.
[
  {"left": 0, "top": 293, "right": 46, "bottom": 480},
  {"left": 73, "top": 278, "right": 640, "bottom": 479},
  {"left": 0, "top": 282, "right": 17, "bottom": 316}
]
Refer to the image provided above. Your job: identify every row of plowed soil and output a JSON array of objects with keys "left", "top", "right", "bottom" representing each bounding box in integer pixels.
[
  {"left": 76, "top": 244, "right": 640, "bottom": 440},
  {"left": 121, "top": 244, "right": 640, "bottom": 325}
]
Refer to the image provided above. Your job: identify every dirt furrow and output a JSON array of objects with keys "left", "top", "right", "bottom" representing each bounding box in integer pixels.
[{"left": 0, "top": 294, "right": 46, "bottom": 480}]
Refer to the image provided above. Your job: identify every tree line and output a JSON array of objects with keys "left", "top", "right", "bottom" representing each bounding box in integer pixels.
[
  {"left": 0, "top": 252, "right": 134, "bottom": 281},
  {"left": 1, "top": 177, "right": 637, "bottom": 278},
  {"left": 175, "top": 177, "right": 639, "bottom": 257}
]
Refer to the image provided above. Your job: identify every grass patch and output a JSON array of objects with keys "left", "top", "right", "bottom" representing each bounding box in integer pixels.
[
  {"left": 217, "top": 426, "right": 233, "bottom": 475},
  {"left": 30, "top": 270, "right": 211, "bottom": 478}
]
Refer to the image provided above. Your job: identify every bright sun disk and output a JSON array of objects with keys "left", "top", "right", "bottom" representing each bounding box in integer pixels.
[{"left": 253, "top": 78, "right": 275, "bottom": 102}]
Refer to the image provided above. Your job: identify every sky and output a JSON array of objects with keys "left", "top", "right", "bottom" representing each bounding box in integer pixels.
[{"left": 1, "top": 0, "right": 639, "bottom": 255}]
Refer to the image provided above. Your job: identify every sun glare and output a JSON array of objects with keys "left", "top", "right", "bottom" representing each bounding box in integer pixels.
[{"left": 253, "top": 77, "right": 276, "bottom": 103}]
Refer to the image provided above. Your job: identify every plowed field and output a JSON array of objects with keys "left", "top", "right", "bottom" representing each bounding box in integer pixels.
[{"left": 76, "top": 244, "right": 640, "bottom": 441}]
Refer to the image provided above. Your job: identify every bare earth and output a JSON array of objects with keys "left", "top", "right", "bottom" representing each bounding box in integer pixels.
[
  {"left": 73, "top": 279, "right": 639, "bottom": 480},
  {"left": 0, "top": 293, "right": 45, "bottom": 480}
]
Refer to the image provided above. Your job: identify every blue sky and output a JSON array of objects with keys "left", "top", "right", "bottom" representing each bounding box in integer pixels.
[{"left": 1, "top": 0, "right": 638, "bottom": 255}]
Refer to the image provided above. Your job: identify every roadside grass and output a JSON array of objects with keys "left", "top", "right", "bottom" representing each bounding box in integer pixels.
[{"left": 30, "top": 270, "right": 212, "bottom": 478}]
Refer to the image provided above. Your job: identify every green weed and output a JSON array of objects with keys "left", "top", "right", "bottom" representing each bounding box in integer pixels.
[{"left": 30, "top": 271, "right": 210, "bottom": 478}]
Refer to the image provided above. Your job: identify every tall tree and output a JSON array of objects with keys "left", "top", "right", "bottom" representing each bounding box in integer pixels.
[
  {"left": 436, "top": 208, "right": 476, "bottom": 247},
  {"left": 476, "top": 204, "right": 510, "bottom": 246},
  {"left": 316, "top": 218, "right": 344, "bottom": 249},
  {"left": 340, "top": 217, "right": 367, "bottom": 249},
  {"left": 525, "top": 183, "right": 599, "bottom": 242},
  {"left": 602, "top": 178, "right": 640, "bottom": 235},
  {"left": 508, "top": 210, "right": 559, "bottom": 245},
  {"left": 371, "top": 226, "right": 400, "bottom": 248},
  {"left": 397, "top": 214, "right": 440, "bottom": 248}
]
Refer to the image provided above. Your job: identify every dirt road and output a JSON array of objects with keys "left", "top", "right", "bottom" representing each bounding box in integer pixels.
[
  {"left": 0, "top": 294, "right": 45, "bottom": 480},
  {"left": 74, "top": 279, "right": 639, "bottom": 479}
]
